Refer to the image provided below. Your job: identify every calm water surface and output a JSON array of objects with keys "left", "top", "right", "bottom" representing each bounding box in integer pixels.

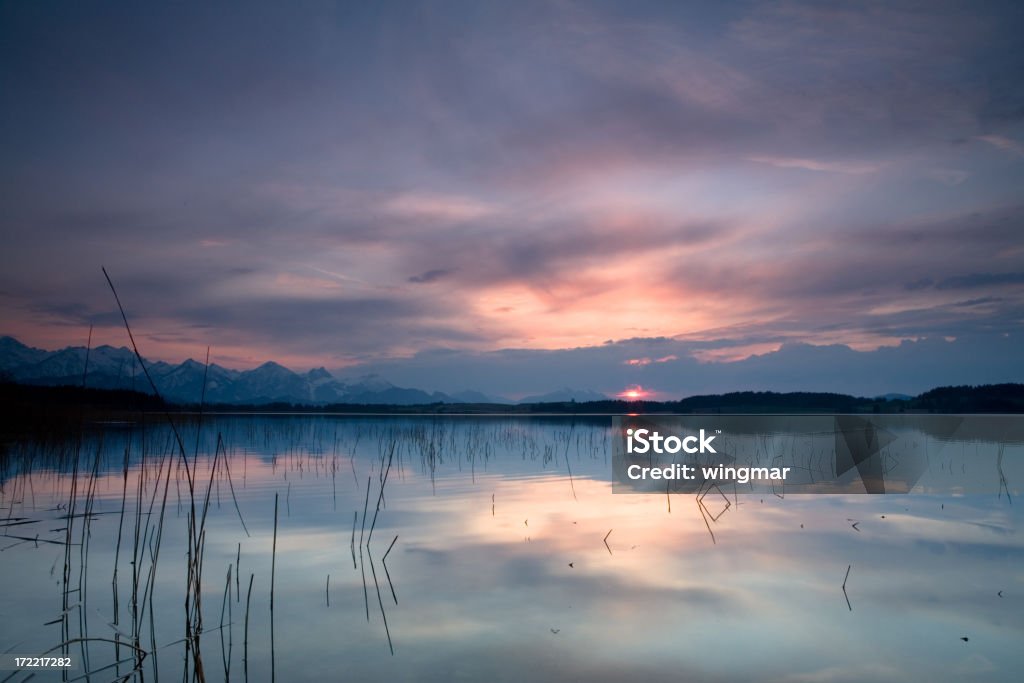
[{"left": 0, "top": 415, "right": 1021, "bottom": 682}]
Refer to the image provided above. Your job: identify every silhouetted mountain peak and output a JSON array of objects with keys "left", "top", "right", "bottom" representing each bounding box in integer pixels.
[
  {"left": 255, "top": 361, "right": 289, "bottom": 372},
  {"left": 307, "top": 367, "right": 333, "bottom": 381},
  {"left": 342, "top": 373, "right": 394, "bottom": 392},
  {"left": 0, "top": 336, "right": 50, "bottom": 370}
]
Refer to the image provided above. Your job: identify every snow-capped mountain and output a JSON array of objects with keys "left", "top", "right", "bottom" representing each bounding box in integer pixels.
[
  {"left": 0, "top": 336, "right": 55, "bottom": 371},
  {"left": 449, "top": 389, "right": 512, "bottom": 404},
  {"left": 0, "top": 336, "right": 483, "bottom": 405},
  {"left": 1, "top": 336, "right": 607, "bottom": 406}
]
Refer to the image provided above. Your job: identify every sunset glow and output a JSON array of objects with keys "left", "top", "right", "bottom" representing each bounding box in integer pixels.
[
  {"left": 618, "top": 386, "right": 648, "bottom": 401},
  {"left": 1, "top": 1, "right": 1022, "bottom": 398},
  {"left": 2, "top": 5, "right": 1024, "bottom": 683}
]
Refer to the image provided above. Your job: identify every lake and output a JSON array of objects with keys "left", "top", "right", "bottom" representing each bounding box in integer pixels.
[{"left": 1, "top": 414, "right": 1021, "bottom": 682}]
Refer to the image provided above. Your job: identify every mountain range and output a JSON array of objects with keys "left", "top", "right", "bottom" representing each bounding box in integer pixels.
[{"left": 0, "top": 336, "right": 607, "bottom": 406}]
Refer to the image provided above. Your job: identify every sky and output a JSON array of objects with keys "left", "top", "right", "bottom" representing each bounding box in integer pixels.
[{"left": 2, "top": 0, "right": 1023, "bottom": 397}]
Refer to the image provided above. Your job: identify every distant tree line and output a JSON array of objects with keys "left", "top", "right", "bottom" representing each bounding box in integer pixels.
[{"left": 2, "top": 378, "right": 1023, "bottom": 425}]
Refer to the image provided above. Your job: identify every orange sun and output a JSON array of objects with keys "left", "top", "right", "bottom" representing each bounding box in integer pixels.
[{"left": 618, "top": 386, "right": 647, "bottom": 400}]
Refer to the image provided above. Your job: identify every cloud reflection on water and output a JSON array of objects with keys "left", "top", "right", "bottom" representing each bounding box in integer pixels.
[{"left": 0, "top": 416, "right": 1020, "bottom": 682}]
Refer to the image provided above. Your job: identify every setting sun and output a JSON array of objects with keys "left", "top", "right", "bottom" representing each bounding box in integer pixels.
[{"left": 618, "top": 386, "right": 647, "bottom": 400}]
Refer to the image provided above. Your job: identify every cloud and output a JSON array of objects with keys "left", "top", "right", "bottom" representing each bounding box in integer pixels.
[
  {"left": 340, "top": 334, "right": 1024, "bottom": 398},
  {"left": 935, "top": 272, "right": 1024, "bottom": 290},
  {"left": 977, "top": 134, "right": 1024, "bottom": 156},
  {"left": 380, "top": 193, "right": 495, "bottom": 222},
  {"left": 926, "top": 168, "right": 969, "bottom": 186},
  {"left": 748, "top": 156, "right": 882, "bottom": 174},
  {"left": 1, "top": 1, "right": 1023, "bottom": 374},
  {"left": 408, "top": 269, "right": 453, "bottom": 284},
  {"left": 624, "top": 355, "right": 677, "bottom": 366}
]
